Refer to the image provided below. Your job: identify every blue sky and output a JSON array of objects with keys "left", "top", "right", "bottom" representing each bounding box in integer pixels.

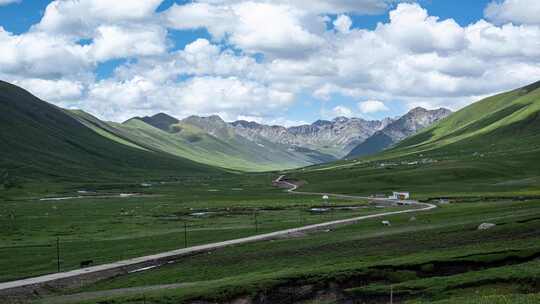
[{"left": 1, "top": 0, "right": 539, "bottom": 125}]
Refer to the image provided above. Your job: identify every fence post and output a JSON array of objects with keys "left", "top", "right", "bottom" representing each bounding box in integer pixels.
[
  {"left": 56, "top": 237, "right": 60, "bottom": 272},
  {"left": 254, "top": 211, "right": 259, "bottom": 233},
  {"left": 184, "top": 222, "right": 188, "bottom": 248}
]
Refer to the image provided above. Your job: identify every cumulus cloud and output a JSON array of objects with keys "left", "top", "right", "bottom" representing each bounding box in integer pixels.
[
  {"left": 376, "top": 3, "right": 466, "bottom": 53},
  {"left": 35, "top": 0, "right": 163, "bottom": 37},
  {"left": 333, "top": 15, "right": 352, "bottom": 33},
  {"left": 485, "top": 0, "right": 540, "bottom": 25},
  {"left": 358, "top": 100, "right": 389, "bottom": 114},
  {"left": 177, "top": 38, "right": 260, "bottom": 77},
  {"left": 85, "top": 75, "right": 294, "bottom": 122},
  {"left": 166, "top": 1, "right": 326, "bottom": 58},
  {"left": 0, "top": 27, "right": 92, "bottom": 79},
  {"left": 13, "top": 78, "right": 84, "bottom": 103},
  {"left": 2, "top": 1, "right": 540, "bottom": 124},
  {"left": 90, "top": 24, "right": 167, "bottom": 61}
]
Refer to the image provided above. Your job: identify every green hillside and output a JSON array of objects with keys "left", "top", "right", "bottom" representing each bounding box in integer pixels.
[
  {"left": 72, "top": 112, "right": 335, "bottom": 172},
  {"left": 345, "top": 132, "right": 393, "bottom": 158},
  {"left": 289, "top": 81, "right": 540, "bottom": 198},
  {"left": 394, "top": 81, "right": 540, "bottom": 154},
  {"left": 0, "top": 81, "right": 221, "bottom": 190}
]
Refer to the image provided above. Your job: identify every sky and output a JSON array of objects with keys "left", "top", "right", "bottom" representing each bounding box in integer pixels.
[{"left": 1, "top": 0, "right": 540, "bottom": 126}]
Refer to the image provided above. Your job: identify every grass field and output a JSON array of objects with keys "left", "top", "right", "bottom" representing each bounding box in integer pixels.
[
  {"left": 288, "top": 147, "right": 540, "bottom": 200},
  {"left": 0, "top": 173, "right": 394, "bottom": 283},
  {"left": 34, "top": 197, "right": 540, "bottom": 304}
]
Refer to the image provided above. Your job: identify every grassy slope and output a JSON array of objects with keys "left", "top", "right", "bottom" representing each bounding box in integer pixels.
[
  {"left": 0, "top": 81, "right": 220, "bottom": 190},
  {"left": 394, "top": 81, "right": 540, "bottom": 154},
  {"left": 345, "top": 132, "right": 394, "bottom": 158},
  {"left": 72, "top": 111, "right": 334, "bottom": 172},
  {"left": 289, "top": 81, "right": 540, "bottom": 198}
]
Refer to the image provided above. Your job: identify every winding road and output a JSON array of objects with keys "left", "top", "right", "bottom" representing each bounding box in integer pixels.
[{"left": 0, "top": 176, "right": 436, "bottom": 298}]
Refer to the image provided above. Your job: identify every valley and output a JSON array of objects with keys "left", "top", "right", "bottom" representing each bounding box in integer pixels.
[
  {"left": 1, "top": 79, "right": 540, "bottom": 304},
  {"left": 2, "top": 1, "right": 540, "bottom": 303}
]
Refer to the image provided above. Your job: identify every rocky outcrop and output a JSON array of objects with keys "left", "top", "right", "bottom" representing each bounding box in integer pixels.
[
  {"left": 346, "top": 107, "right": 452, "bottom": 158},
  {"left": 231, "top": 117, "right": 392, "bottom": 157}
]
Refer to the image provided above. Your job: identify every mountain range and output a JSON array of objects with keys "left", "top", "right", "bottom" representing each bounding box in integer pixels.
[
  {"left": 0, "top": 79, "right": 453, "bottom": 181},
  {"left": 116, "top": 107, "right": 451, "bottom": 169},
  {"left": 231, "top": 116, "right": 395, "bottom": 157}
]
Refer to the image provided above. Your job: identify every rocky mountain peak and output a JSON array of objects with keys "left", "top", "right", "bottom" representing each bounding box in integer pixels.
[
  {"left": 332, "top": 116, "right": 350, "bottom": 124},
  {"left": 345, "top": 107, "right": 452, "bottom": 158},
  {"left": 181, "top": 115, "right": 232, "bottom": 138}
]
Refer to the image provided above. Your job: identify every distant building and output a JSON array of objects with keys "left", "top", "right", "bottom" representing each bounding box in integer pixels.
[{"left": 390, "top": 192, "right": 410, "bottom": 200}]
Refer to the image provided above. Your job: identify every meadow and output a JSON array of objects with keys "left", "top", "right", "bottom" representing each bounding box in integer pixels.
[
  {"left": 42, "top": 197, "right": 540, "bottom": 304},
  {"left": 0, "top": 173, "right": 385, "bottom": 283}
]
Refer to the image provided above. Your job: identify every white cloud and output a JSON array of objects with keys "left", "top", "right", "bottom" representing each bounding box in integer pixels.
[
  {"left": 0, "top": 27, "right": 91, "bottom": 79},
  {"left": 0, "top": 0, "right": 20, "bottom": 6},
  {"left": 334, "top": 15, "right": 352, "bottom": 33},
  {"left": 165, "top": 1, "right": 326, "bottom": 58},
  {"left": 330, "top": 105, "right": 354, "bottom": 117},
  {"left": 358, "top": 100, "right": 389, "bottom": 114},
  {"left": 287, "top": 0, "right": 390, "bottom": 15},
  {"left": 84, "top": 75, "right": 294, "bottom": 122},
  {"left": 90, "top": 25, "right": 167, "bottom": 61},
  {"left": 35, "top": 0, "right": 163, "bottom": 37},
  {"left": 177, "top": 38, "right": 260, "bottom": 77},
  {"left": 376, "top": 3, "right": 466, "bottom": 53},
  {"left": 3, "top": 0, "right": 540, "bottom": 124},
  {"left": 172, "top": 76, "right": 294, "bottom": 117},
  {"left": 164, "top": 2, "right": 233, "bottom": 39},
  {"left": 485, "top": 0, "right": 540, "bottom": 25},
  {"left": 12, "top": 78, "right": 84, "bottom": 103}
]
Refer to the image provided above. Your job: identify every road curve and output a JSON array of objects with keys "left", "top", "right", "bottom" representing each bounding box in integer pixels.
[{"left": 0, "top": 176, "right": 436, "bottom": 296}]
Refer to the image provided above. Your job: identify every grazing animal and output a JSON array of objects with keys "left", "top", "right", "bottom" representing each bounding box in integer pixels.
[
  {"left": 381, "top": 220, "right": 391, "bottom": 226},
  {"left": 80, "top": 260, "right": 93, "bottom": 268}
]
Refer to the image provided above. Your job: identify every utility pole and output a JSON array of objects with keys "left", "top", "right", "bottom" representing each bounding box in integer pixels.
[
  {"left": 254, "top": 211, "right": 259, "bottom": 233},
  {"left": 390, "top": 284, "right": 393, "bottom": 304},
  {"left": 184, "top": 222, "right": 188, "bottom": 248},
  {"left": 56, "top": 236, "right": 60, "bottom": 272}
]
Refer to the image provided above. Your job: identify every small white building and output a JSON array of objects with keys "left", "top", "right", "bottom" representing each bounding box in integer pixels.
[{"left": 390, "top": 192, "right": 410, "bottom": 200}]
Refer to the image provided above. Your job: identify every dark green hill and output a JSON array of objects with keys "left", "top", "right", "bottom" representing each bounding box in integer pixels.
[
  {"left": 393, "top": 81, "right": 540, "bottom": 154},
  {"left": 345, "top": 133, "right": 394, "bottom": 158},
  {"left": 129, "top": 113, "right": 180, "bottom": 133},
  {"left": 0, "top": 81, "right": 221, "bottom": 187}
]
